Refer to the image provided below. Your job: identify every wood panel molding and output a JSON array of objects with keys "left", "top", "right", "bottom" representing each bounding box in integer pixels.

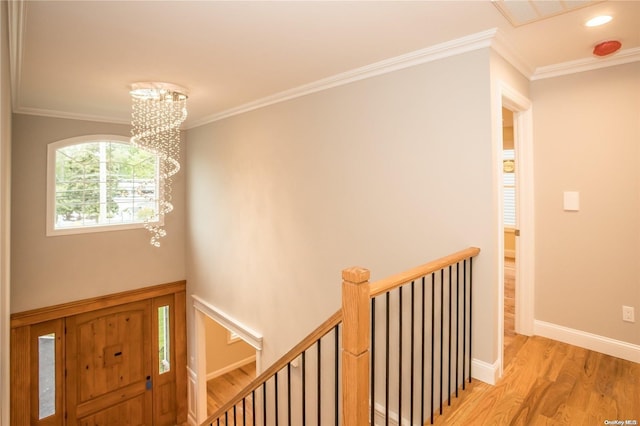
[{"left": 10, "top": 280, "right": 186, "bottom": 328}]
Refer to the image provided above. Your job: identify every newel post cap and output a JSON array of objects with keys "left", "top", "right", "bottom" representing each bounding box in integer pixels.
[{"left": 342, "top": 267, "right": 370, "bottom": 283}]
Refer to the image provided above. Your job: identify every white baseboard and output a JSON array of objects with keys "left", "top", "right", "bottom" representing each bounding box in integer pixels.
[
  {"left": 206, "top": 355, "right": 256, "bottom": 381},
  {"left": 471, "top": 357, "right": 499, "bottom": 385},
  {"left": 534, "top": 320, "right": 640, "bottom": 363},
  {"left": 187, "top": 366, "right": 198, "bottom": 423}
]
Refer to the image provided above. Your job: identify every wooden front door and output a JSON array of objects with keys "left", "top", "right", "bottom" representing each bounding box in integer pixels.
[{"left": 65, "top": 300, "right": 153, "bottom": 425}]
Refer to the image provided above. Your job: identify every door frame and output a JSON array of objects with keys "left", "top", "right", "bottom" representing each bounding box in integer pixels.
[
  {"left": 192, "top": 295, "right": 263, "bottom": 424},
  {"left": 496, "top": 81, "right": 534, "bottom": 377}
]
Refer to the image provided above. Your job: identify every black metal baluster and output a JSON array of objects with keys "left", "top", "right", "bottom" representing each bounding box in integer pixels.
[
  {"left": 385, "top": 291, "right": 390, "bottom": 426},
  {"left": 398, "top": 287, "right": 403, "bottom": 425},
  {"left": 287, "top": 363, "right": 292, "bottom": 426},
  {"left": 462, "top": 259, "right": 467, "bottom": 390},
  {"left": 420, "top": 276, "right": 426, "bottom": 425},
  {"left": 217, "top": 418, "right": 220, "bottom": 426},
  {"left": 371, "top": 298, "right": 376, "bottom": 426},
  {"left": 335, "top": 325, "right": 339, "bottom": 426},
  {"left": 440, "top": 269, "right": 444, "bottom": 416},
  {"left": 455, "top": 262, "right": 460, "bottom": 398},
  {"left": 252, "top": 390, "right": 256, "bottom": 426},
  {"left": 302, "top": 350, "right": 306, "bottom": 426},
  {"left": 234, "top": 404, "right": 237, "bottom": 426},
  {"left": 262, "top": 382, "right": 267, "bottom": 425},
  {"left": 225, "top": 411, "right": 228, "bottom": 426},
  {"left": 431, "top": 273, "right": 435, "bottom": 425},
  {"left": 469, "top": 257, "right": 474, "bottom": 384},
  {"left": 275, "top": 373, "right": 279, "bottom": 426},
  {"left": 410, "top": 281, "right": 415, "bottom": 426},
  {"left": 243, "top": 398, "right": 246, "bottom": 426},
  {"left": 448, "top": 265, "right": 452, "bottom": 406},
  {"left": 317, "top": 339, "right": 321, "bottom": 426}
]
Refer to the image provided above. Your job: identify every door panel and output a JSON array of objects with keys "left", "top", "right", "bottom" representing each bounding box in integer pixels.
[
  {"left": 152, "top": 295, "right": 177, "bottom": 425},
  {"left": 78, "top": 394, "right": 147, "bottom": 426},
  {"left": 66, "top": 300, "right": 152, "bottom": 425}
]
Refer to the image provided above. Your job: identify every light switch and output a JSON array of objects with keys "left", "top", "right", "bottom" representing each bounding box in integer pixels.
[{"left": 564, "top": 191, "right": 579, "bottom": 211}]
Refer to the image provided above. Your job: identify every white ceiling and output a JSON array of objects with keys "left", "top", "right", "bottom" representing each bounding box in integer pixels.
[{"left": 8, "top": 1, "right": 640, "bottom": 128}]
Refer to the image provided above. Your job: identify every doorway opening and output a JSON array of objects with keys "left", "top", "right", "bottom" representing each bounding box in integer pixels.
[
  {"left": 497, "top": 82, "right": 534, "bottom": 379},
  {"left": 192, "top": 296, "right": 263, "bottom": 424},
  {"left": 502, "top": 107, "right": 521, "bottom": 369},
  {"left": 204, "top": 315, "right": 257, "bottom": 417}
]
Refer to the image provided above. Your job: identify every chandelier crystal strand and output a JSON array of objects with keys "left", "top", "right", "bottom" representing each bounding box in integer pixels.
[{"left": 130, "top": 83, "right": 187, "bottom": 247}]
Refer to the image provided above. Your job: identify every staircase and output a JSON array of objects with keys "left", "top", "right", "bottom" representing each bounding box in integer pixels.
[{"left": 202, "top": 247, "right": 480, "bottom": 426}]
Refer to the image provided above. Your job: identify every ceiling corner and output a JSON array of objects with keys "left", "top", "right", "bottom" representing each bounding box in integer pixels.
[{"left": 7, "top": 0, "right": 26, "bottom": 112}]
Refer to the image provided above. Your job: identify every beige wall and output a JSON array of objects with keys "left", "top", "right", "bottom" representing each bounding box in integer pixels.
[
  {"left": 532, "top": 62, "right": 640, "bottom": 345},
  {"left": 1, "top": 2, "right": 12, "bottom": 422},
  {"left": 205, "top": 317, "right": 255, "bottom": 377},
  {"left": 10, "top": 114, "right": 186, "bottom": 313},
  {"left": 186, "top": 49, "right": 498, "bottom": 369}
]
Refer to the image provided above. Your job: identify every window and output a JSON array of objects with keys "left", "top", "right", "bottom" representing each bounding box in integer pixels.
[
  {"left": 47, "top": 135, "right": 160, "bottom": 235},
  {"left": 38, "top": 333, "right": 56, "bottom": 420},
  {"left": 503, "top": 149, "right": 516, "bottom": 227},
  {"left": 158, "top": 305, "right": 171, "bottom": 374}
]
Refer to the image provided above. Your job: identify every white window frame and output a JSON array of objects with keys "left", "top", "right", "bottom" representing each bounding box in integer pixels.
[{"left": 46, "top": 134, "right": 162, "bottom": 236}]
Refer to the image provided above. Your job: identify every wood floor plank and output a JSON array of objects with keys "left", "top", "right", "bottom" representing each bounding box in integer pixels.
[{"left": 430, "top": 335, "right": 640, "bottom": 425}]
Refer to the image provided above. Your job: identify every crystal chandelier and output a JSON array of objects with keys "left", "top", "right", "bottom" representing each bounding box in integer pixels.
[{"left": 130, "top": 82, "right": 188, "bottom": 247}]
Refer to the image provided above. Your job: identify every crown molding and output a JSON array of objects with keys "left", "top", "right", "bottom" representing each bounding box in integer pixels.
[
  {"left": 532, "top": 47, "right": 640, "bottom": 81},
  {"left": 490, "top": 29, "right": 534, "bottom": 79},
  {"left": 7, "top": 0, "right": 26, "bottom": 111},
  {"left": 187, "top": 28, "right": 499, "bottom": 129},
  {"left": 14, "top": 106, "right": 130, "bottom": 126}
]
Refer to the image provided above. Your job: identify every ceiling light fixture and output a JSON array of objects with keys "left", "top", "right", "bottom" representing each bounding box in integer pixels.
[
  {"left": 585, "top": 15, "right": 612, "bottom": 27},
  {"left": 130, "top": 82, "right": 188, "bottom": 247},
  {"left": 593, "top": 40, "right": 622, "bottom": 57}
]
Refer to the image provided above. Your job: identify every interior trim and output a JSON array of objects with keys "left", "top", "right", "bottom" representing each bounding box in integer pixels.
[
  {"left": 192, "top": 294, "right": 263, "bottom": 351},
  {"left": 187, "top": 28, "right": 499, "bottom": 128},
  {"left": 532, "top": 46, "right": 640, "bottom": 81},
  {"left": 10, "top": 280, "right": 186, "bottom": 328}
]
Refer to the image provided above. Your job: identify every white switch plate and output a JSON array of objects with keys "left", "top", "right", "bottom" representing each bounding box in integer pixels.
[
  {"left": 622, "top": 306, "right": 635, "bottom": 323},
  {"left": 563, "top": 191, "right": 580, "bottom": 211}
]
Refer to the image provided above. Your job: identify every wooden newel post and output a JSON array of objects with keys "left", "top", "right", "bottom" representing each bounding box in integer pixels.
[{"left": 341, "top": 266, "right": 371, "bottom": 426}]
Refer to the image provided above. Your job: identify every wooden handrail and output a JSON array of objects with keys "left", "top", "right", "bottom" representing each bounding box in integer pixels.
[
  {"left": 368, "top": 247, "right": 480, "bottom": 298},
  {"left": 202, "top": 309, "right": 343, "bottom": 425}
]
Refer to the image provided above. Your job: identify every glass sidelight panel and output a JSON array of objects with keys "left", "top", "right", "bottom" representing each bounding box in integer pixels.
[
  {"left": 38, "top": 333, "right": 56, "bottom": 419},
  {"left": 158, "top": 305, "right": 171, "bottom": 374}
]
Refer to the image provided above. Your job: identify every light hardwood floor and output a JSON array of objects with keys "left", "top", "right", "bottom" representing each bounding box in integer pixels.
[
  {"left": 207, "top": 362, "right": 256, "bottom": 419},
  {"left": 433, "top": 334, "right": 640, "bottom": 425},
  {"left": 200, "top": 263, "right": 640, "bottom": 425}
]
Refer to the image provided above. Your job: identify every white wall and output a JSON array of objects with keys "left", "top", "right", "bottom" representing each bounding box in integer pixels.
[
  {"left": 532, "top": 62, "right": 640, "bottom": 346},
  {"left": 0, "top": 2, "right": 12, "bottom": 422},
  {"left": 10, "top": 114, "right": 186, "bottom": 313},
  {"left": 186, "top": 49, "right": 498, "bottom": 371}
]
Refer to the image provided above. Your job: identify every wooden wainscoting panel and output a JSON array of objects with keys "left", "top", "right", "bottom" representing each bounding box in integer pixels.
[
  {"left": 174, "top": 290, "right": 188, "bottom": 424},
  {"left": 11, "top": 282, "right": 188, "bottom": 426},
  {"left": 10, "top": 326, "right": 31, "bottom": 425},
  {"left": 10, "top": 280, "right": 186, "bottom": 328}
]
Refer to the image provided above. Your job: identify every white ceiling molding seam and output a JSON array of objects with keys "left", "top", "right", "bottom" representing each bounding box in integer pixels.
[
  {"left": 192, "top": 295, "right": 263, "bottom": 351},
  {"left": 7, "top": 0, "right": 26, "bottom": 111},
  {"left": 187, "top": 28, "right": 500, "bottom": 129},
  {"left": 13, "top": 105, "right": 131, "bottom": 126},
  {"left": 490, "top": 29, "right": 535, "bottom": 79},
  {"left": 532, "top": 46, "right": 640, "bottom": 81}
]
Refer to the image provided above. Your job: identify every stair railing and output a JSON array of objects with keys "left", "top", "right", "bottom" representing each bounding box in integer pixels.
[{"left": 203, "top": 246, "right": 480, "bottom": 426}]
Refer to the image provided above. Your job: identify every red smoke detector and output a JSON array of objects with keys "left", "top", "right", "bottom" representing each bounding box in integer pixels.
[{"left": 593, "top": 40, "right": 622, "bottom": 57}]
